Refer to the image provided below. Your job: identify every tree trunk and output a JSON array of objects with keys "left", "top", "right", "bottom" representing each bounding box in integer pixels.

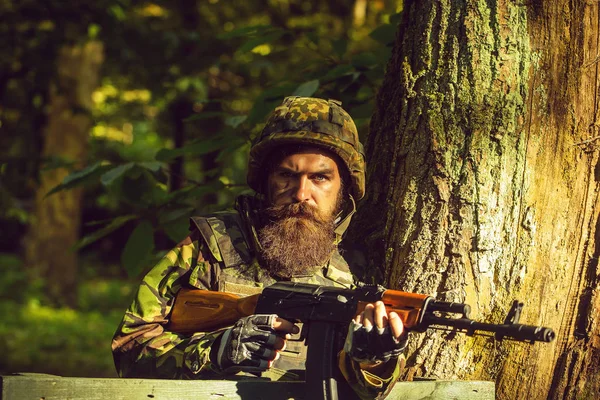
[
  {"left": 346, "top": 1, "right": 600, "bottom": 399},
  {"left": 25, "top": 41, "right": 103, "bottom": 307}
]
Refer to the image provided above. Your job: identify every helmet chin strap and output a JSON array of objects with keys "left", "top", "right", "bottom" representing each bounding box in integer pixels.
[{"left": 334, "top": 194, "right": 357, "bottom": 239}]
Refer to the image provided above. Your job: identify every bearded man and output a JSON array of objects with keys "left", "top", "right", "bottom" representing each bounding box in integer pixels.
[{"left": 112, "top": 97, "right": 407, "bottom": 400}]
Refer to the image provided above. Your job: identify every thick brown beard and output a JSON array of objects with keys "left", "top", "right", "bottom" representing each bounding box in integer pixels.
[{"left": 258, "top": 202, "right": 337, "bottom": 278}]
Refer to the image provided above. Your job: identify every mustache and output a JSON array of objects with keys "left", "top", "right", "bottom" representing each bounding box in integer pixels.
[{"left": 263, "top": 202, "right": 327, "bottom": 222}]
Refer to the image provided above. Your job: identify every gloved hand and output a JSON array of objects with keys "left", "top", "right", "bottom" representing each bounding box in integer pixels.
[
  {"left": 211, "top": 314, "right": 298, "bottom": 373},
  {"left": 343, "top": 301, "right": 407, "bottom": 365}
]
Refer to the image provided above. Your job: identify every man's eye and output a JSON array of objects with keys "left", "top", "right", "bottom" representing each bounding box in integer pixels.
[
  {"left": 313, "top": 175, "right": 327, "bottom": 182},
  {"left": 279, "top": 171, "right": 293, "bottom": 178}
]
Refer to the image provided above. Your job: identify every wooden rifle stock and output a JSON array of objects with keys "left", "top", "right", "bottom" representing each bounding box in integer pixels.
[
  {"left": 168, "top": 286, "right": 430, "bottom": 334},
  {"left": 168, "top": 289, "right": 260, "bottom": 333}
]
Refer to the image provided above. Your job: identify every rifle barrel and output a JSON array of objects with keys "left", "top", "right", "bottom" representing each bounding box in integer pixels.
[{"left": 423, "top": 315, "right": 555, "bottom": 343}]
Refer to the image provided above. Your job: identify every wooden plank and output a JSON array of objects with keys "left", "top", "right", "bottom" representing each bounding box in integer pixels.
[{"left": 1, "top": 373, "right": 494, "bottom": 400}]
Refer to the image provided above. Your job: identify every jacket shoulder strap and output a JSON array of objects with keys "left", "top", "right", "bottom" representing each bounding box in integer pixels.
[{"left": 190, "top": 211, "right": 253, "bottom": 267}]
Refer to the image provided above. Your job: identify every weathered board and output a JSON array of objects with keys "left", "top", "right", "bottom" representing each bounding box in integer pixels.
[{"left": 0, "top": 373, "right": 495, "bottom": 400}]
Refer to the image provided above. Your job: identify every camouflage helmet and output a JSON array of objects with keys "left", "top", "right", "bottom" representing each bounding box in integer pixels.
[{"left": 247, "top": 96, "right": 366, "bottom": 200}]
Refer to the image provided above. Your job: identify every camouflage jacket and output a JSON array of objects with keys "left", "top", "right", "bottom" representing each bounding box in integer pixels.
[{"left": 112, "top": 196, "right": 401, "bottom": 399}]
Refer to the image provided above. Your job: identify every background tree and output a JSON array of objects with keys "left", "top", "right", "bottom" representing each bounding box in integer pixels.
[
  {"left": 345, "top": 1, "right": 600, "bottom": 399},
  {"left": 24, "top": 41, "right": 103, "bottom": 307}
]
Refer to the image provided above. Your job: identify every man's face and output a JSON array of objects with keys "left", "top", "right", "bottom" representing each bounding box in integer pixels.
[
  {"left": 266, "top": 147, "right": 343, "bottom": 218},
  {"left": 258, "top": 147, "right": 344, "bottom": 278}
]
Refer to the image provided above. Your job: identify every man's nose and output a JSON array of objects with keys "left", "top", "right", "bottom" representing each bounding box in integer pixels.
[{"left": 292, "top": 176, "right": 311, "bottom": 202}]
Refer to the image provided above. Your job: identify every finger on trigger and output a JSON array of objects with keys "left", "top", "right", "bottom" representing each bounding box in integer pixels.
[
  {"left": 273, "top": 317, "right": 299, "bottom": 334},
  {"left": 362, "top": 303, "right": 375, "bottom": 329},
  {"left": 388, "top": 311, "right": 404, "bottom": 339},
  {"left": 374, "top": 301, "right": 387, "bottom": 329}
]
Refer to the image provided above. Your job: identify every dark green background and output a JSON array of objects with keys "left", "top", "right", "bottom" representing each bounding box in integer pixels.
[{"left": 0, "top": 0, "right": 402, "bottom": 377}]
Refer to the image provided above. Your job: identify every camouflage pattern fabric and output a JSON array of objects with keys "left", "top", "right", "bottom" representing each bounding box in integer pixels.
[
  {"left": 247, "top": 96, "right": 367, "bottom": 200},
  {"left": 339, "top": 348, "right": 406, "bottom": 400},
  {"left": 112, "top": 195, "right": 401, "bottom": 398}
]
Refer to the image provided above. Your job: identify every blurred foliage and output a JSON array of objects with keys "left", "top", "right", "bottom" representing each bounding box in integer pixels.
[
  {"left": 0, "top": 300, "right": 127, "bottom": 377},
  {"left": 0, "top": 0, "right": 403, "bottom": 376},
  {"left": 0, "top": 254, "right": 135, "bottom": 376},
  {"left": 0, "top": 302, "right": 123, "bottom": 377}
]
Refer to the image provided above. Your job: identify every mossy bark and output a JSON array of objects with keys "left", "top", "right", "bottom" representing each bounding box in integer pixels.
[
  {"left": 346, "top": 0, "right": 600, "bottom": 398},
  {"left": 25, "top": 42, "right": 103, "bottom": 307}
]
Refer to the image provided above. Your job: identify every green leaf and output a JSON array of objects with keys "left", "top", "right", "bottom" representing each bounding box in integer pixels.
[
  {"left": 109, "top": 5, "right": 126, "bottom": 21},
  {"left": 167, "top": 183, "right": 222, "bottom": 203},
  {"left": 351, "top": 52, "right": 379, "bottom": 69},
  {"left": 247, "top": 83, "right": 297, "bottom": 124},
  {"left": 188, "top": 181, "right": 227, "bottom": 199},
  {"left": 293, "top": 80, "right": 320, "bottom": 97},
  {"left": 217, "top": 25, "right": 272, "bottom": 40},
  {"left": 262, "top": 83, "right": 299, "bottom": 101},
  {"left": 41, "top": 156, "right": 75, "bottom": 171},
  {"left": 121, "top": 220, "right": 154, "bottom": 278},
  {"left": 155, "top": 137, "right": 229, "bottom": 162},
  {"left": 364, "top": 64, "right": 386, "bottom": 81},
  {"left": 350, "top": 101, "right": 375, "bottom": 119},
  {"left": 389, "top": 11, "right": 404, "bottom": 26},
  {"left": 184, "top": 111, "right": 226, "bottom": 122},
  {"left": 45, "top": 163, "right": 110, "bottom": 197},
  {"left": 158, "top": 207, "right": 194, "bottom": 225},
  {"left": 163, "top": 219, "right": 190, "bottom": 243},
  {"left": 332, "top": 38, "right": 348, "bottom": 59},
  {"left": 237, "top": 31, "right": 284, "bottom": 53},
  {"left": 63, "top": 163, "right": 102, "bottom": 185},
  {"left": 137, "top": 162, "right": 162, "bottom": 172},
  {"left": 118, "top": 169, "right": 169, "bottom": 207},
  {"left": 175, "top": 76, "right": 206, "bottom": 94},
  {"left": 321, "top": 64, "right": 354, "bottom": 82},
  {"left": 100, "top": 163, "right": 135, "bottom": 186},
  {"left": 88, "top": 24, "right": 100, "bottom": 39},
  {"left": 373, "top": 46, "right": 393, "bottom": 65},
  {"left": 369, "top": 24, "right": 397, "bottom": 46},
  {"left": 185, "top": 112, "right": 246, "bottom": 128},
  {"left": 84, "top": 218, "right": 115, "bottom": 227},
  {"left": 73, "top": 215, "right": 137, "bottom": 251},
  {"left": 306, "top": 31, "right": 319, "bottom": 45},
  {"left": 225, "top": 115, "right": 247, "bottom": 128}
]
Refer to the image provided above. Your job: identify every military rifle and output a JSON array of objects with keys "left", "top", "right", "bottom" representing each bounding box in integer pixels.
[{"left": 169, "top": 281, "right": 555, "bottom": 400}]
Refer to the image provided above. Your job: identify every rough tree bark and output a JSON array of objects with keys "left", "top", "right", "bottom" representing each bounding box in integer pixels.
[
  {"left": 346, "top": 1, "right": 599, "bottom": 399},
  {"left": 25, "top": 41, "right": 103, "bottom": 307}
]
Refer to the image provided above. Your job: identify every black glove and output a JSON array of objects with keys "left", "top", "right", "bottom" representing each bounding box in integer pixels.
[
  {"left": 343, "top": 319, "right": 408, "bottom": 364},
  {"left": 211, "top": 314, "right": 282, "bottom": 372}
]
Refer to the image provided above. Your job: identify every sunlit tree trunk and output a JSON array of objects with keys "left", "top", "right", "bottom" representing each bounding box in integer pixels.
[
  {"left": 25, "top": 41, "right": 103, "bottom": 307},
  {"left": 353, "top": 0, "right": 367, "bottom": 27},
  {"left": 346, "top": 1, "right": 600, "bottom": 398}
]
